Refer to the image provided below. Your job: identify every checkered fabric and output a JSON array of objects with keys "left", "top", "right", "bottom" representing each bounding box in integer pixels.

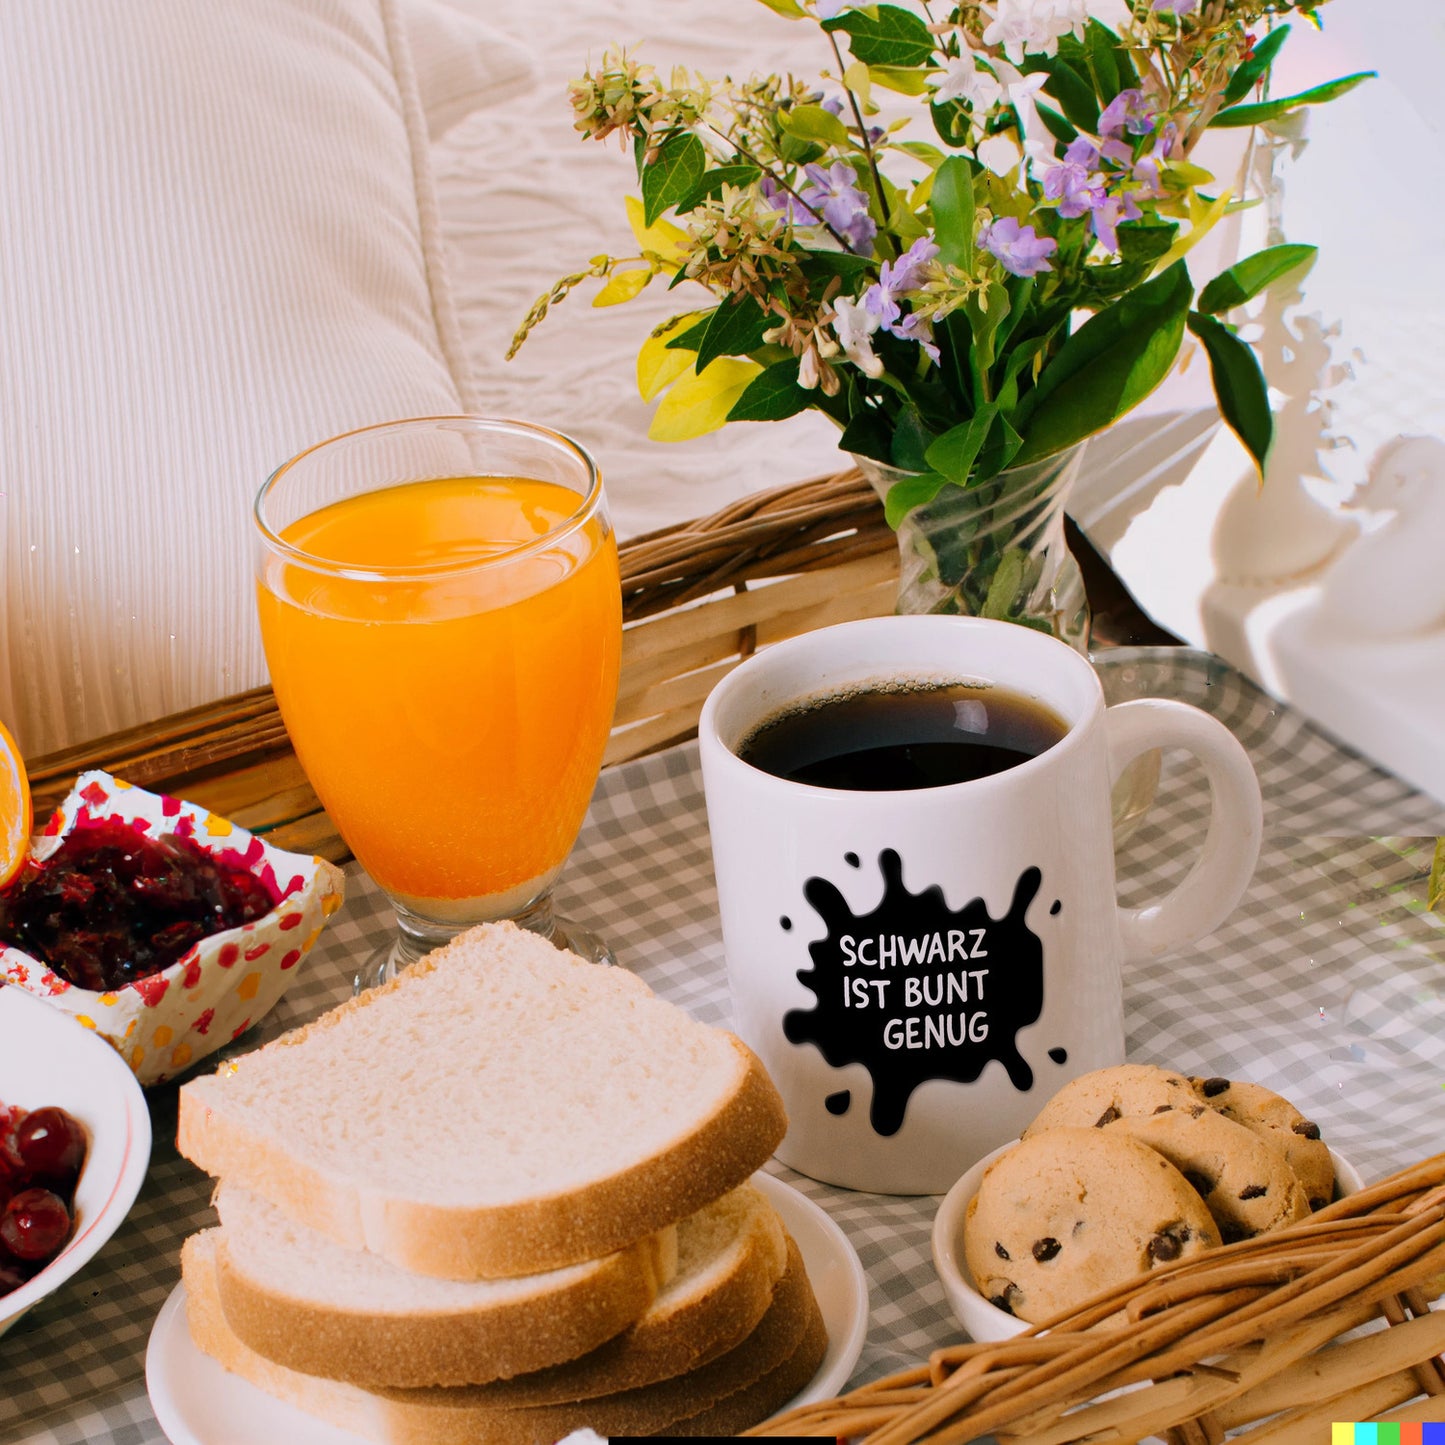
[{"left": 4, "top": 648, "right": 1443, "bottom": 1444}]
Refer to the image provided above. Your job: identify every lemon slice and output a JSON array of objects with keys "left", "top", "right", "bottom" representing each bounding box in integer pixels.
[{"left": 0, "top": 719, "right": 32, "bottom": 889}]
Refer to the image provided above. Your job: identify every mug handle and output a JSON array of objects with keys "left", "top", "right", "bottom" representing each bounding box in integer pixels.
[{"left": 1104, "top": 699, "right": 1263, "bottom": 964}]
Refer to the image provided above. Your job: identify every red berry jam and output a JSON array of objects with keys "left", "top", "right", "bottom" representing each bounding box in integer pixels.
[
  {"left": 0, "top": 818, "right": 277, "bottom": 991},
  {"left": 0, "top": 1101, "right": 87, "bottom": 1296}
]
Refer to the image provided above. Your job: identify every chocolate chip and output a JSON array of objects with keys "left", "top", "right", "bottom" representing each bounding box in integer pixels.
[
  {"left": 1239, "top": 1183, "right": 1268, "bottom": 1200},
  {"left": 1094, "top": 1105, "right": 1121, "bottom": 1126},
  {"left": 1188, "top": 1104, "right": 1207, "bottom": 1117},
  {"left": 1292, "top": 1120, "right": 1321, "bottom": 1140},
  {"left": 1200, "top": 1077, "right": 1230, "bottom": 1097},
  {"left": 1183, "top": 1170, "right": 1215, "bottom": 1197},
  {"left": 1152, "top": 1104, "right": 1174, "bottom": 1114},
  {"left": 989, "top": 1283, "right": 1021, "bottom": 1316},
  {"left": 1032, "top": 1237, "right": 1061, "bottom": 1262},
  {"left": 1147, "top": 1229, "right": 1184, "bottom": 1262},
  {"left": 994, "top": 1241, "right": 1010, "bottom": 1261}
]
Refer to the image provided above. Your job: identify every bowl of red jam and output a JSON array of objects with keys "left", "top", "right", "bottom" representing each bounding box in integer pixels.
[
  {"left": 0, "top": 982, "right": 151, "bottom": 1336},
  {"left": 0, "top": 772, "right": 345, "bottom": 1085}
]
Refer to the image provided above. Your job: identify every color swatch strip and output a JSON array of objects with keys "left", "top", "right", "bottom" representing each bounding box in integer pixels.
[{"left": 1332, "top": 1424, "right": 1445, "bottom": 1444}]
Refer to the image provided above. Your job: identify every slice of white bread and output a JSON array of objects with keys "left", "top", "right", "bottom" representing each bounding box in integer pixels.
[
  {"left": 176, "top": 923, "right": 788, "bottom": 1279},
  {"left": 182, "top": 1231, "right": 827, "bottom": 1444},
  {"left": 212, "top": 1180, "right": 786, "bottom": 1389}
]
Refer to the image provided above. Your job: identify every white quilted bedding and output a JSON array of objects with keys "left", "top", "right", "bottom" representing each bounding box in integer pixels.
[{"left": 429, "top": 0, "right": 849, "bottom": 540}]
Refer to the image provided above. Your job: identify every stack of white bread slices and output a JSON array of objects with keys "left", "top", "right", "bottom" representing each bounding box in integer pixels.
[{"left": 175, "top": 922, "right": 826, "bottom": 1443}]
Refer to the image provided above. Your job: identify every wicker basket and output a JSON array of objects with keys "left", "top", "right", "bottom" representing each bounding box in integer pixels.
[
  {"left": 24, "top": 466, "right": 898, "bottom": 859},
  {"left": 754, "top": 1156, "right": 1445, "bottom": 1442}
]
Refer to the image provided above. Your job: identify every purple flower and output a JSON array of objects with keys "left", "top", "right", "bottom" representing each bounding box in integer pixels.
[
  {"left": 1099, "top": 88, "right": 1157, "bottom": 139},
  {"left": 1153, "top": 0, "right": 1198, "bottom": 13},
  {"left": 857, "top": 238, "right": 941, "bottom": 356},
  {"left": 881, "top": 237, "right": 940, "bottom": 294},
  {"left": 759, "top": 176, "right": 816, "bottom": 227},
  {"left": 1063, "top": 135, "right": 1101, "bottom": 169},
  {"left": 1091, "top": 192, "right": 1142, "bottom": 252},
  {"left": 893, "top": 311, "right": 940, "bottom": 364},
  {"left": 798, "top": 161, "right": 877, "bottom": 254},
  {"left": 979, "top": 216, "right": 1057, "bottom": 277},
  {"left": 1042, "top": 156, "right": 1105, "bottom": 218}
]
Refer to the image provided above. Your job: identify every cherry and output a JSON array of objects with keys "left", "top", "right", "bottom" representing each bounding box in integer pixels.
[
  {"left": 16, "top": 1108, "right": 86, "bottom": 1190},
  {"left": 0, "top": 1187, "right": 72, "bottom": 1263},
  {"left": 0, "top": 818, "right": 282, "bottom": 989},
  {"left": 0, "top": 1258, "right": 30, "bottom": 1294}
]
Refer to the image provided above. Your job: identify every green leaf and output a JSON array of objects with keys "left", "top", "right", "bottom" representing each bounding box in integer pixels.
[
  {"left": 665, "top": 311, "right": 714, "bottom": 351},
  {"left": 727, "top": 357, "right": 811, "bottom": 422},
  {"left": 780, "top": 103, "right": 852, "bottom": 149},
  {"left": 1211, "top": 72, "right": 1374, "bottom": 128},
  {"left": 1083, "top": 21, "right": 1120, "bottom": 103},
  {"left": 641, "top": 132, "right": 707, "bottom": 226},
  {"left": 1187, "top": 311, "right": 1273, "bottom": 473},
  {"left": 868, "top": 64, "right": 933, "bottom": 96},
  {"left": 889, "top": 406, "right": 934, "bottom": 473},
  {"left": 929, "top": 156, "right": 975, "bottom": 271},
  {"left": 674, "top": 164, "right": 762, "bottom": 213},
  {"left": 895, "top": 139, "right": 947, "bottom": 166},
  {"left": 695, "top": 294, "right": 771, "bottom": 372},
  {"left": 839, "top": 406, "right": 894, "bottom": 465},
  {"left": 1034, "top": 101, "right": 1077, "bottom": 148},
  {"left": 883, "top": 470, "right": 950, "bottom": 527},
  {"left": 924, "top": 404, "right": 999, "bottom": 488},
  {"left": 1197, "top": 243, "right": 1317, "bottom": 314},
  {"left": 1222, "top": 24, "right": 1291, "bottom": 107},
  {"left": 1021, "top": 55, "right": 1099, "bottom": 134},
  {"left": 1013, "top": 260, "right": 1192, "bottom": 465},
  {"left": 822, "top": 5, "right": 936, "bottom": 68},
  {"left": 1429, "top": 839, "right": 1445, "bottom": 916},
  {"left": 753, "top": 0, "right": 808, "bottom": 15},
  {"left": 981, "top": 547, "right": 1028, "bottom": 620}
]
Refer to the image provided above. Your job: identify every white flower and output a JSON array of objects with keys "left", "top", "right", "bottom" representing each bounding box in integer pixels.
[
  {"left": 981, "top": 0, "right": 1088, "bottom": 63},
  {"left": 977, "top": 133, "right": 1024, "bottom": 176},
  {"left": 931, "top": 55, "right": 1003, "bottom": 111},
  {"left": 829, "top": 296, "right": 884, "bottom": 378}
]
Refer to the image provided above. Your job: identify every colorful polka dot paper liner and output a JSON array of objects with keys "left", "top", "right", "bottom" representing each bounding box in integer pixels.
[{"left": 0, "top": 770, "right": 345, "bottom": 1085}]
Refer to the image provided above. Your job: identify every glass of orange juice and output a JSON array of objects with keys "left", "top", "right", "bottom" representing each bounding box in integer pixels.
[{"left": 254, "top": 417, "right": 622, "bottom": 988}]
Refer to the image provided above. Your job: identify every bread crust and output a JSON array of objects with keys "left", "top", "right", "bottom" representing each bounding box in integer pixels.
[
  {"left": 176, "top": 928, "right": 789, "bottom": 1279},
  {"left": 214, "top": 1224, "right": 675, "bottom": 1388},
  {"left": 432, "top": 1182, "right": 788, "bottom": 1406},
  {"left": 185, "top": 1232, "right": 827, "bottom": 1444}
]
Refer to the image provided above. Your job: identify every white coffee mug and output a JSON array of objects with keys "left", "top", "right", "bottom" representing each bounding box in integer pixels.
[{"left": 698, "top": 616, "right": 1263, "bottom": 1194}]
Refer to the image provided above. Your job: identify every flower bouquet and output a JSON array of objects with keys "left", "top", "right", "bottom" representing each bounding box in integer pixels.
[{"left": 512, "top": 0, "right": 1368, "bottom": 638}]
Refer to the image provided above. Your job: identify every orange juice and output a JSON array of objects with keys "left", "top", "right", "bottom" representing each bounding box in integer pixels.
[{"left": 256, "top": 477, "right": 621, "bottom": 908}]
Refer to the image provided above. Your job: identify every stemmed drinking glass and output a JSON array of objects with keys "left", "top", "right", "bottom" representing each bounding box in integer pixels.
[{"left": 253, "top": 417, "right": 622, "bottom": 989}]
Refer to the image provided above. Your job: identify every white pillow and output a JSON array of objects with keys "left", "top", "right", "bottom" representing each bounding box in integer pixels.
[
  {"left": 403, "top": 0, "right": 537, "bottom": 140},
  {"left": 0, "top": 0, "right": 489, "bottom": 758}
]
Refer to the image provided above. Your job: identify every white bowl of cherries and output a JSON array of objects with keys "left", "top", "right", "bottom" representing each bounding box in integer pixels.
[{"left": 0, "top": 983, "right": 151, "bottom": 1334}]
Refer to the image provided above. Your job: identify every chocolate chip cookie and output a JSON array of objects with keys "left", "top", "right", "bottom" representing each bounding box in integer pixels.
[
  {"left": 1112, "top": 1107, "right": 1312, "bottom": 1242},
  {"left": 1020, "top": 1063, "right": 1203, "bottom": 1136},
  {"left": 963, "top": 1126, "right": 1221, "bottom": 1325},
  {"left": 1193, "top": 1076, "right": 1334, "bottom": 1211}
]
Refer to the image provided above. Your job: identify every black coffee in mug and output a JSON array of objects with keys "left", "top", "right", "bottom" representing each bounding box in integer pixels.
[{"left": 737, "top": 680, "right": 1068, "bottom": 791}]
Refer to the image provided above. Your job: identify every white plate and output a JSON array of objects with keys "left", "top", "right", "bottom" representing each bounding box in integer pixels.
[
  {"left": 0, "top": 983, "right": 152, "bottom": 1335},
  {"left": 146, "top": 1171, "right": 869, "bottom": 1445}
]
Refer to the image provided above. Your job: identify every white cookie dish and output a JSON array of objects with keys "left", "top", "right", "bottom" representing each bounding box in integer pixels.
[{"left": 932, "top": 1138, "right": 1365, "bottom": 1342}]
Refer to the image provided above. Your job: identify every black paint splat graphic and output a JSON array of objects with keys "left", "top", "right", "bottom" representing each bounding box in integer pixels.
[{"left": 783, "top": 849, "right": 1045, "bottom": 1137}]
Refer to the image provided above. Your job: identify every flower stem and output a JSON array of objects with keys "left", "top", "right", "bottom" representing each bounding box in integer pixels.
[{"left": 826, "top": 29, "right": 896, "bottom": 254}]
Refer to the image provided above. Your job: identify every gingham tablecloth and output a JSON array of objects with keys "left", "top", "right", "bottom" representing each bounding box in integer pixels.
[{"left": 5, "top": 647, "right": 1444, "bottom": 1445}]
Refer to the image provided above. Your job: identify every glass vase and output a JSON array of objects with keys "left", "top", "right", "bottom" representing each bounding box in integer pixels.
[{"left": 857, "top": 442, "right": 1090, "bottom": 653}]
